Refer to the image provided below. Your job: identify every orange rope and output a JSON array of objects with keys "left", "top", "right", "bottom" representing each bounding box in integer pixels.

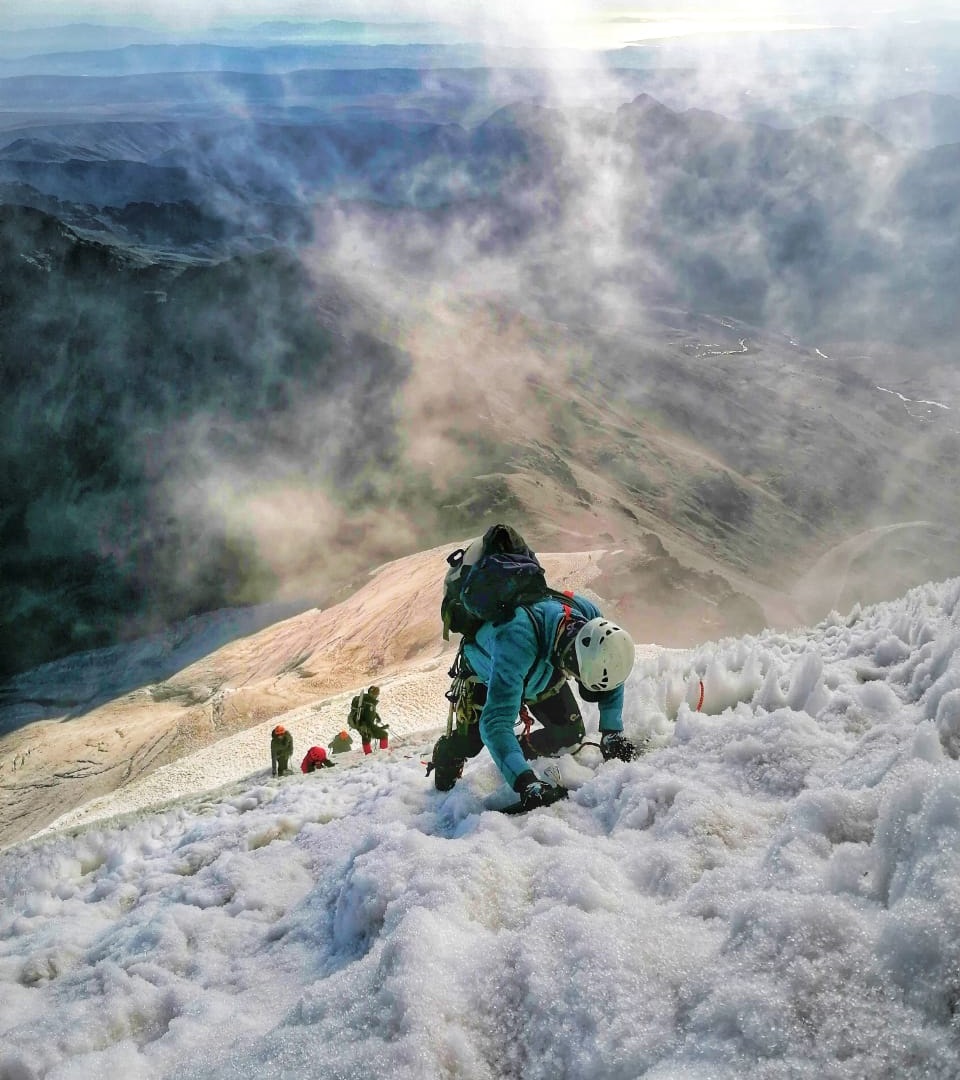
[{"left": 519, "top": 704, "right": 534, "bottom": 739}]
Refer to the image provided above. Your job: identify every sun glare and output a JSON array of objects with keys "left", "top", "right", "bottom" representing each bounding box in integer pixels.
[{"left": 566, "top": 8, "right": 832, "bottom": 49}]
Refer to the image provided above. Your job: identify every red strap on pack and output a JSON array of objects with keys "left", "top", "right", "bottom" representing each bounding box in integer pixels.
[
  {"left": 550, "top": 589, "right": 577, "bottom": 667},
  {"left": 562, "top": 589, "right": 574, "bottom": 622}
]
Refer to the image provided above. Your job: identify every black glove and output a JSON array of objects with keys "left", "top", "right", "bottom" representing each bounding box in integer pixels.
[
  {"left": 517, "top": 775, "right": 568, "bottom": 811},
  {"left": 321, "top": 759, "right": 336, "bottom": 768},
  {"left": 600, "top": 732, "right": 639, "bottom": 762}
]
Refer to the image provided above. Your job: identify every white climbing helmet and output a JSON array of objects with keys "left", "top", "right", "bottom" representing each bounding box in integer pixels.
[
  {"left": 444, "top": 536, "right": 483, "bottom": 590},
  {"left": 574, "top": 617, "right": 635, "bottom": 692},
  {"left": 441, "top": 536, "right": 485, "bottom": 639}
]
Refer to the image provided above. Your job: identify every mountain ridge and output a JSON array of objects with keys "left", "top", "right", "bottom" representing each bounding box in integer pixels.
[{"left": 0, "top": 543, "right": 605, "bottom": 847}]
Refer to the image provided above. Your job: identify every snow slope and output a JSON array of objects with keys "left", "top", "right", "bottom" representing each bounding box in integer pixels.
[{"left": 2, "top": 577, "right": 960, "bottom": 1079}]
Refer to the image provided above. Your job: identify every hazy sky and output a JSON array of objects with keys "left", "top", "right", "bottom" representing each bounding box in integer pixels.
[{"left": 2, "top": 2, "right": 956, "bottom": 47}]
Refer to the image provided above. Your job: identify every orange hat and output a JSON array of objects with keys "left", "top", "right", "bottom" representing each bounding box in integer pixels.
[
  {"left": 273, "top": 725, "right": 286, "bottom": 736},
  {"left": 339, "top": 730, "right": 349, "bottom": 739}
]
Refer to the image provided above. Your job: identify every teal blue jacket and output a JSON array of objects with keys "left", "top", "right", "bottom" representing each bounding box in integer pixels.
[{"left": 463, "top": 594, "right": 627, "bottom": 788}]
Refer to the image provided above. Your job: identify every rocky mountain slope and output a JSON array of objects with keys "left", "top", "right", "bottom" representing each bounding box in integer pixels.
[{"left": 0, "top": 544, "right": 603, "bottom": 847}]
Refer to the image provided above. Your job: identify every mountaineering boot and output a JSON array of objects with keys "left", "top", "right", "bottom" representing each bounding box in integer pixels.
[
  {"left": 427, "top": 734, "right": 466, "bottom": 792},
  {"left": 600, "top": 731, "right": 640, "bottom": 762}
]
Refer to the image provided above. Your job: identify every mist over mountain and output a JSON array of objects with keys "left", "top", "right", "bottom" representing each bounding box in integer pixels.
[
  {"left": 1, "top": 16, "right": 958, "bottom": 680},
  {"left": 0, "top": 205, "right": 415, "bottom": 677},
  {"left": 3, "top": 70, "right": 960, "bottom": 342}
]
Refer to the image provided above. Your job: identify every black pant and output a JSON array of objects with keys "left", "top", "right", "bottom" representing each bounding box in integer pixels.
[
  {"left": 444, "top": 682, "right": 585, "bottom": 762},
  {"left": 520, "top": 683, "right": 586, "bottom": 756}
]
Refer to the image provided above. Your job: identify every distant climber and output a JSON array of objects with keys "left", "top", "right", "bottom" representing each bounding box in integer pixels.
[
  {"left": 329, "top": 729, "right": 353, "bottom": 754},
  {"left": 347, "top": 685, "right": 390, "bottom": 754},
  {"left": 271, "top": 724, "right": 293, "bottom": 777},
  {"left": 301, "top": 746, "right": 336, "bottom": 772}
]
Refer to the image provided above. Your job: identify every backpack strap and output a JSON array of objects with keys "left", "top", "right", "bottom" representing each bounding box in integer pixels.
[
  {"left": 516, "top": 588, "right": 589, "bottom": 674},
  {"left": 557, "top": 587, "right": 574, "bottom": 638},
  {"left": 518, "top": 605, "right": 544, "bottom": 686},
  {"left": 540, "top": 589, "right": 584, "bottom": 658}
]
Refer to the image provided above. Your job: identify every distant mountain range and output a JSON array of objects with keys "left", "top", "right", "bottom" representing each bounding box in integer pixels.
[
  {"left": 0, "top": 20, "right": 464, "bottom": 62},
  {"left": 3, "top": 86, "right": 958, "bottom": 343},
  {"left": 0, "top": 23, "right": 165, "bottom": 60},
  {"left": 0, "top": 41, "right": 553, "bottom": 77}
]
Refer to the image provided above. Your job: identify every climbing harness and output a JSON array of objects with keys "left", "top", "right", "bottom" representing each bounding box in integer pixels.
[{"left": 443, "top": 642, "right": 485, "bottom": 738}]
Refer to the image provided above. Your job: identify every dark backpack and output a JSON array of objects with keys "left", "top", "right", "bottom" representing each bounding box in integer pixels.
[
  {"left": 441, "top": 523, "right": 550, "bottom": 641},
  {"left": 348, "top": 692, "right": 378, "bottom": 729},
  {"left": 361, "top": 695, "right": 378, "bottom": 725}
]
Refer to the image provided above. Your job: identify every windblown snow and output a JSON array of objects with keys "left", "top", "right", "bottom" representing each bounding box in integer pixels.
[{"left": 2, "top": 577, "right": 960, "bottom": 1079}]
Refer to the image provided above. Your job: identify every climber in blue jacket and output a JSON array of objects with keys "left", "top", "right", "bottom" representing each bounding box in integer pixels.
[{"left": 430, "top": 591, "right": 638, "bottom": 810}]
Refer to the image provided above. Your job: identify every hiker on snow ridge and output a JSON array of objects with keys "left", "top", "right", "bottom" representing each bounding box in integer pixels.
[
  {"left": 301, "top": 745, "right": 336, "bottom": 772},
  {"left": 270, "top": 724, "right": 293, "bottom": 777},
  {"left": 431, "top": 532, "right": 638, "bottom": 811},
  {"left": 347, "top": 685, "right": 390, "bottom": 754},
  {"left": 329, "top": 729, "right": 353, "bottom": 754}
]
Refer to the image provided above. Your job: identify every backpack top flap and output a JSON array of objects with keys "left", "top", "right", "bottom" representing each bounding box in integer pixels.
[
  {"left": 441, "top": 523, "right": 548, "bottom": 637},
  {"left": 460, "top": 526, "right": 547, "bottom": 626}
]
